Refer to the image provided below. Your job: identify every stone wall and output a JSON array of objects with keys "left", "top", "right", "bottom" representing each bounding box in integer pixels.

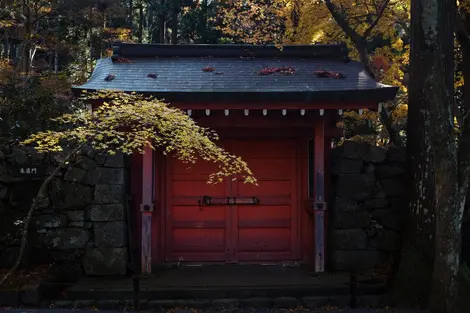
[
  {"left": 329, "top": 141, "right": 406, "bottom": 272},
  {"left": 0, "top": 146, "right": 129, "bottom": 276}
]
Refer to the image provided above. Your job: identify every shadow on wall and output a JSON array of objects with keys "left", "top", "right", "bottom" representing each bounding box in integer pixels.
[
  {"left": 0, "top": 145, "right": 130, "bottom": 277},
  {"left": 329, "top": 141, "right": 406, "bottom": 273}
]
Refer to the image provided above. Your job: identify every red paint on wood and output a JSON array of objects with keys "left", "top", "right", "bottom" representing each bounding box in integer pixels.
[
  {"left": 313, "top": 119, "right": 326, "bottom": 272},
  {"left": 141, "top": 212, "right": 152, "bottom": 274},
  {"left": 130, "top": 153, "right": 143, "bottom": 267},
  {"left": 172, "top": 101, "right": 379, "bottom": 110},
  {"left": 141, "top": 145, "right": 154, "bottom": 274},
  {"left": 152, "top": 150, "right": 165, "bottom": 263},
  {"left": 299, "top": 139, "right": 314, "bottom": 268},
  {"left": 164, "top": 139, "right": 300, "bottom": 263}
]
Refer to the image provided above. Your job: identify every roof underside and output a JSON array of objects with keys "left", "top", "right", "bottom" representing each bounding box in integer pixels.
[{"left": 73, "top": 43, "right": 398, "bottom": 103}]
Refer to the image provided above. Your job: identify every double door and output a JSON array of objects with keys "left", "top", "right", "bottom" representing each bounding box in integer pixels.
[{"left": 165, "top": 139, "right": 299, "bottom": 263}]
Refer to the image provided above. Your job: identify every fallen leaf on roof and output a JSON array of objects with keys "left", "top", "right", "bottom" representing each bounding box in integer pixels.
[
  {"left": 257, "top": 66, "right": 295, "bottom": 75},
  {"left": 202, "top": 66, "right": 215, "bottom": 72},
  {"left": 314, "top": 70, "right": 346, "bottom": 79},
  {"left": 105, "top": 74, "right": 115, "bottom": 81},
  {"left": 115, "top": 57, "right": 132, "bottom": 64},
  {"left": 147, "top": 73, "right": 158, "bottom": 78}
]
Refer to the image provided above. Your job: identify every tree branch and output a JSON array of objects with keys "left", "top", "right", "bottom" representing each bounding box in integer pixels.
[{"left": 363, "top": 0, "right": 391, "bottom": 38}]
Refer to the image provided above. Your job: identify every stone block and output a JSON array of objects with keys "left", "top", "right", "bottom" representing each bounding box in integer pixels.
[
  {"left": 364, "top": 199, "right": 390, "bottom": 210},
  {"left": 69, "top": 221, "right": 92, "bottom": 228},
  {"left": 332, "top": 158, "right": 363, "bottom": 175},
  {"left": 94, "top": 221, "right": 127, "bottom": 247},
  {"left": 73, "top": 300, "right": 95, "bottom": 308},
  {"left": 104, "top": 153, "right": 125, "bottom": 168},
  {"left": 336, "top": 174, "right": 375, "bottom": 201},
  {"left": 64, "top": 167, "right": 87, "bottom": 183},
  {"left": 96, "top": 300, "right": 121, "bottom": 310},
  {"left": 0, "top": 290, "right": 19, "bottom": 306},
  {"left": 82, "top": 247, "right": 127, "bottom": 275},
  {"left": 329, "top": 295, "right": 350, "bottom": 307},
  {"left": 333, "top": 211, "right": 370, "bottom": 229},
  {"left": 51, "top": 181, "right": 93, "bottom": 209},
  {"left": 370, "top": 229, "right": 400, "bottom": 251},
  {"left": 375, "top": 165, "right": 405, "bottom": 178},
  {"left": 10, "top": 146, "right": 28, "bottom": 164},
  {"left": 273, "top": 297, "right": 298, "bottom": 308},
  {"left": 10, "top": 180, "right": 44, "bottom": 211},
  {"left": 240, "top": 297, "right": 273, "bottom": 308},
  {"left": 330, "top": 250, "right": 388, "bottom": 271},
  {"left": 372, "top": 182, "right": 387, "bottom": 199},
  {"left": 333, "top": 229, "right": 367, "bottom": 250},
  {"left": 90, "top": 204, "right": 125, "bottom": 221},
  {"left": 0, "top": 247, "right": 19, "bottom": 268},
  {"left": 147, "top": 300, "right": 175, "bottom": 309},
  {"left": 185, "top": 299, "right": 210, "bottom": 309},
  {"left": 341, "top": 141, "right": 369, "bottom": 160},
  {"left": 212, "top": 298, "right": 239, "bottom": 309},
  {"left": 301, "top": 296, "right": 330, "bottom": 309},
  {"left": 0, "top": 184, "right": 8, "bottom": 199},
  {"left": 34, "top": 214, "right": 68, "bottom": 228},
  {"left": 75, "top": 155, "right": 98, "bottom": 171},
  {"left": 85, "top": 168, "right": 124, "bottom": 185},
  {"left": 366, "top": 145, "right": 387, "bottom": 163},
  {"left": 387, "top": 146, "right": 406, "bottom": 163},
  {"left": 381, "top": 178, "right": 405, "bottom": 197},
  {"left": 357, "top": 294, "right": 384, "bottom": 308},
  {"left": 67, "top": 211, "right": 85, "bottom": 222},
  {"left": 94, "top": 185, "right": 124, "bottom": 204},
  {"left": 333, "top": 197, "right": 364, "bottom": 212},
  {"left": 43, "top": 228, "right": 90, "bottom": 249},
  {"left": 53, "top": 300, "right": 74, "bottom": 308},
  {"left": 371, "top": 209, "right": 400, "bottom": 230},
  {"left": 20, "top": 284, "right": 42, "bottom": 306}
]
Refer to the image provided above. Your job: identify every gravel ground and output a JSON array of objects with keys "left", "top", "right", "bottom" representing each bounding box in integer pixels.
[{"left": 0, "top": 309, "right": 426, "bottom": 313}]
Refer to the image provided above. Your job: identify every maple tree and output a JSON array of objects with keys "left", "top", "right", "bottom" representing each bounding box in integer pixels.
[{"left": 0, "top": 90, "right": 256, "bottom": 287}]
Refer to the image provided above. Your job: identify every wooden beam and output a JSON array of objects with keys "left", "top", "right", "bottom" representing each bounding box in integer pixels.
[
  {"left": 313, "top": 119, "right": 326, "bottom": 272},
  {"left": 172, "top": 101, "right": 379, "bottom": 110},
  {"left": 141, "top": 145, "right": 154, "bottom": 275}
]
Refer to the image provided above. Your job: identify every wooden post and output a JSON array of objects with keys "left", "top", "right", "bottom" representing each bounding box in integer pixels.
[
  {"left": 313, "top": 119, "right": 326, "bottom": 272},
  {"left": 141, "top": 145, "right": 154, "bottom": 275}
]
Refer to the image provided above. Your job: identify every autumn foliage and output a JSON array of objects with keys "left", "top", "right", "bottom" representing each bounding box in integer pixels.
[{"left": 23, "top": 90, "right": 256, "bottom": 185}]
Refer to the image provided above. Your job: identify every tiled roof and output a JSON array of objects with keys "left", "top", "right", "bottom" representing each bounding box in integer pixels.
[{"left": 73, "top": 42, "right": 398, "bottom": 103}]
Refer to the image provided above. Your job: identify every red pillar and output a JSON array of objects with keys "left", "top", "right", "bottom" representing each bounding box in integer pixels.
[
  {"left": 140, "top": 145, "right": 154, "bottom": 274},
  {"left": 313, "top": 119, "right": 326, "bottom": 272}
]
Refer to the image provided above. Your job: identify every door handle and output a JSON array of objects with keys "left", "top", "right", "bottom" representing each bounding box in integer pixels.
[{"left": 198, "top": 196, "right": 260, "bottom": 205}]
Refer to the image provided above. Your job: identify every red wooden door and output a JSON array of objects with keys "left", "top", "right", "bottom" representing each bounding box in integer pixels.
[
  {"left": 165, "top": 139, "right": 300, "bottom": 263},
  {"left": 165, "top": 150, "right": 231, "bottom": 262},
  {"left": 228, "top": 139, "right": 299, "bottom": 262}
]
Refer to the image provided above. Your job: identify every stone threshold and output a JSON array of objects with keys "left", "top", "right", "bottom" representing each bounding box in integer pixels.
[{"left": 51, "top": 294, "right": 387, "bottom": 310}]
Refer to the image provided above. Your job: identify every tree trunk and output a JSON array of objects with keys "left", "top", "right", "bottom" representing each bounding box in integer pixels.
[
  {"left": 393, "top": 0, "right": 465, "bottom": 312},
  {"left": 129, "top": 0, "right": 134, "bottom": 37},
  {"left": 158, "top": 0, "right": 165, "bottom": 43},
  {"left": 171, "top": 0, "right": 178, "bottom": 44},
  {"left": 138, "top": 4, "right": 144, "bottom": 43}
]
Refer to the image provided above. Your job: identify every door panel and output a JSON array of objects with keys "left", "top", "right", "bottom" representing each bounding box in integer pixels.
[
  {"left": 165, "top": 139, "right": 300, "bottom": 263},
  {"left": 166, "top": 155, "right": 230, "bottom": 262},
  {"left": 228, "top": 139, "right": 299, "bottom": 262}
]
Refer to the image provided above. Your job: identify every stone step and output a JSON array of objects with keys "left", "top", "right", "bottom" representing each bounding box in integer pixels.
[
  {"left": 63, "top": 283, "right": 387, "bottom": 301},
  {"left": 52, "top": 294, "right": 386, "bottom": 310}
]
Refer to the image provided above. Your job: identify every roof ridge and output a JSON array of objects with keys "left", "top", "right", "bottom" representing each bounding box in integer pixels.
[{"left": 111, "top": 41, "right": 350, "bottom": 61}]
